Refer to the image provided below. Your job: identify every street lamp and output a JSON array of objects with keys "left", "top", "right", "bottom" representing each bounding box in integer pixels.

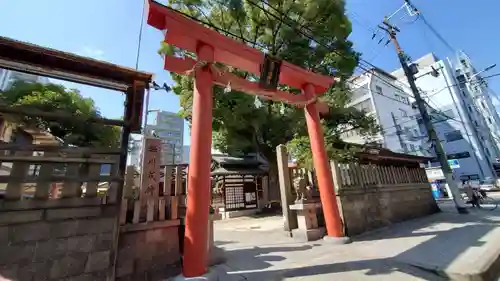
[
  {"left": 143, "top": 82, "right": 172, "bottom": 135},
  {"left": 470, "top": 64, "right": 496, "bottom": 80}
]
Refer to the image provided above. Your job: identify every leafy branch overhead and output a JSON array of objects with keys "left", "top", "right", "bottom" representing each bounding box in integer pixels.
[
  {"left": 159, "top": 0, "right": 379, "bottom": 168},
  {"left": 0, "top": 81, "right": 121, "bottom": 148}
]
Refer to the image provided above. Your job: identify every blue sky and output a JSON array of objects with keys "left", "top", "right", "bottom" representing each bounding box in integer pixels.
[{"left": 1, "top": 0, "right": 499, "bottom": 146}]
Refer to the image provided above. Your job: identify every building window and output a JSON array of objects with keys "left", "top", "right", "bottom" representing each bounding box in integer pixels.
[
  {"left": 399, "top": 109, "right": 407, "bottom": 117},
  {"left": 395, "top": 94, "right": 410, "bottom": 105},
  {"left": 447, "top": 151, "right": 471, "bottom": 159},
  {"left": 375, "top": 86, "right": 383, "bottom": 95},
  {"left": 445, "top": 130, "right": 463, "bottom": 142},
  {"left": 488, "top": 117, "right": 492, "bottom": 124},
  {"left": 402, "top": 143, "right": 408, "bottom": 151},
  {"left": 468, "top": 106, "right": 472, "bottom": 112},
  {"left": 418, "top": 145, "right": 423, "bottom": 151},
  {"left": 409, "top": 144, "right": 415, "bottom": 151},
  {"left": 351, "top": 84, "right": 369, "bottom": 101},
  {"left": 486, "top": 147, "right": 491, "bottom": 157},
  {"left": 353, "top": 99, "right": 374, "bottom": 113},
  {"left": 413, "top": 129, "right": 419, "bottom": 137},
  {"left": 474, "top": 120, "right": 479, "bottom": 126},
  {"left": 482, "top": 101, "right": 487, "bottom": 108}
]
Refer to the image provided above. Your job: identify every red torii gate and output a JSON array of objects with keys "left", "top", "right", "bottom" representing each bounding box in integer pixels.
[{"left": 146, "top": 0, "right": 345, "bottom": 277}]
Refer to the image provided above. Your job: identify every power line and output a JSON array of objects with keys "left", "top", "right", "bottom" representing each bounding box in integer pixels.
[
  {"left": 404, "top": 0, "right": 455, "bottom": 53},
  {"left": 419, "top": 14, "right": 455, "bottom": 53},
  {"left": 424, "top": 72, "right": 500, "bottom": 99},
  {"left": 168, "top": 0, "right": 419, "bottom": 107},
  {"left": 246, "top": 0, "right": 412, "bottom": 90},
  {"left": 135, "top": 0, "right": 147, "bottom": 70}
]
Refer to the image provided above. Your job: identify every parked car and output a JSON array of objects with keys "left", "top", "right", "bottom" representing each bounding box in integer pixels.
[{"left": 480, "top": 178, "right": 499, "bottom": 191}]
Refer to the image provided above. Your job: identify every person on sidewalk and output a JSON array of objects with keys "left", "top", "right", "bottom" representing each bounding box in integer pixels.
[{"left": 462, "top": 180, "right": 481, "bottom": 208}]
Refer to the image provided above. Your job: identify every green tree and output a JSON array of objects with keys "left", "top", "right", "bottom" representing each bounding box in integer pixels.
[
  {"left": 160, "top": 0, "right": 379, "bottom": 175},
  {"left": 0, "top": 81, "right": 121, "bottom": 148}
]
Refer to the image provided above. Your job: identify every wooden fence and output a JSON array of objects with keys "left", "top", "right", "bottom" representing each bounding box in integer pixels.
[
  {"left": 331, "top": 160, "right": 428, "bottom": 189},
  {"left": 120, "top": 165, "right": 187, "bottom": 225},
  {"left": 0, "top": 143, "right": 121, "bottom": 204}
]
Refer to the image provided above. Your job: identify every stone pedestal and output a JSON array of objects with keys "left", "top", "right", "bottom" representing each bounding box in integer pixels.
[
  {"left": 290, "top": 202, "right": 325, "bottom": 242},
  {"left": 208, "top": 215, "right": 226, "bottom": 266}
]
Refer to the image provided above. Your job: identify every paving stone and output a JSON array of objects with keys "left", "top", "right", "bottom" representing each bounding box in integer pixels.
[
  {"left": 10, "top": 222, "right": 51, "bottom": 243},
  {"left": 0, "top": 243, "right": 36, "bottom": 265},
  {"left": 0, "top": 226, "right": 8, "bottom": 244},
  {"left": 85, "top": 251, "right": 111, "bottom": 273},
  {"left": 0, "top": 210, "right": 43, "bottom": 225},
  {"left": 35, "top": 236, "right": 96, "bottom": 261},
  {"left": 17, "top": 261, "right": 50, "bottom": 281},
  {"left": 49, "top": 253, "right": 88, "bottom": 279},
  {"left": 94, "top": 232, "right": 114, "bottom": 251},
  {"left": 50, "top": 220, "right": 79, "bottom": 238},
  {"left": 46, "top": 207, "right": 101, "bottom": 221},
  {"left": 76, "top": 218, "right": 115, "bottom": 235},
  {"left": 0, "top": 263, "right": 18, "bottom": 280},
  {"left": 68, "top": 271, "right": 108, "bottom": 281}
]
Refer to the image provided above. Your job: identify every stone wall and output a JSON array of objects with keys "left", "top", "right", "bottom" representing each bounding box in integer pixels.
[
  {"left": 0, "top": 201, "right": 118, "bottom": 281},
  {"left": 116, "top": 220, "right": 181, "bottom": 281},
  {"left": 338, "top": 184, "right": 440, "bottom": 236}
]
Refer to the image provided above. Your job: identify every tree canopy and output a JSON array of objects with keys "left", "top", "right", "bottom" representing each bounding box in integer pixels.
[
  {"left": 161, "top": 0, "right": 380, "bottom": 169},
  {"left": 0, "top": 81, "right": 121, "bottom": 148}
]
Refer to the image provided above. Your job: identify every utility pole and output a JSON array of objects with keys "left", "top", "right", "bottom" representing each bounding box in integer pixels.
[{"left": 379, "top": 18, "right": 468, "bottom": 214}]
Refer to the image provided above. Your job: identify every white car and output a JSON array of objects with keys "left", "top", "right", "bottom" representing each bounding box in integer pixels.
[{"left": 480, "top": 178, "right": 498, "bottom": 191}]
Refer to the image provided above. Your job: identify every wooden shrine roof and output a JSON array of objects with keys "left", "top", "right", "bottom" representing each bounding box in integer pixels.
[{"left": 0, "top": 36, "right": 153, "bottom": 91}]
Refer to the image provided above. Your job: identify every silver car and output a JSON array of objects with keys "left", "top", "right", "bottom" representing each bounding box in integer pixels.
[{"left": 480, "top": 178, "right": 498, "bottom": 191}]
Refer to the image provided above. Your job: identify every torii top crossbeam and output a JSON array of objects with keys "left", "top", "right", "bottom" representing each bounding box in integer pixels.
[{"left": 146, "top": 0, "right": 335, "bottom": 106}]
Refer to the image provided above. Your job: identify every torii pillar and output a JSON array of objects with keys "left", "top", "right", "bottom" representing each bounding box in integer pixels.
[
  {"left": 303, "top": 84, "right": 344, "bottom": 238},
  {"left": 183, "top": 44, "right": 214, "bottom": 277}
]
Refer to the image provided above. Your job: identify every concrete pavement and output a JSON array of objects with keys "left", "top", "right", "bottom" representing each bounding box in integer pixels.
[{"left": 209, "top": 199, "right": 500, "bottom": 281}]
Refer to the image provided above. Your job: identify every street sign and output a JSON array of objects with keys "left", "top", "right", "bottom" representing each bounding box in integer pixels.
[{"left": 448, "top": 159, "right": 460, "bottom": 169}]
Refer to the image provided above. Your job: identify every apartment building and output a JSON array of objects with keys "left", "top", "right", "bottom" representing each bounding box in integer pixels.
[
  {"left": 392, "top": 53, "right": 498, "bottom": 181},
  {"left": 342, "top": 68, "right": 426, "bottom": 156}
]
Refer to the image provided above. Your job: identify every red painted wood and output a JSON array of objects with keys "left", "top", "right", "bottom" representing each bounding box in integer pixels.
[
  {"left": 303, "top": 84, "right": 344, "bottom": 237},
  {"left": 182, "top": 45, "right": 214, "bottom": 277},
  {"left": 146, "top": 0, "right": 335, "bottom": 97}
]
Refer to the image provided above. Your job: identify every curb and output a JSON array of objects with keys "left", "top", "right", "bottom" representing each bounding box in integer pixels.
[{"left": 405, "top": 246, "right": 500, "bottom": 281}]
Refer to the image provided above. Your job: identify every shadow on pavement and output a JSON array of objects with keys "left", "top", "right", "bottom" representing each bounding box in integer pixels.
[
  {"left": 215, "top": 240, "right": 235, "bottom": 246},
  {"left": 218, "top": 207, "right": 500, "bottom": 280}
]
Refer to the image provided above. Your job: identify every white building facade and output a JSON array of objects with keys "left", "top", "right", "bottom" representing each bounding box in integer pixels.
[
  {"left": 0, "top": 69, "right": 49, "bottom": 91},
  {"left": 392, "top": 53, "right": 498, "bottom": 181},
  {"left": 145, "top": 110, "right": 184, "bottom": 165},
  {"left": 343, "top": 68, "right": 426, "bottom": 156}
]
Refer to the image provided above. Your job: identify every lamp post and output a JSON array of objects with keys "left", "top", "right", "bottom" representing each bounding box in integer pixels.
[
  {"left": 143, "top": 82, "right": 172, "bottom": 133},
  {"left": 470, "top": 64, "right": 496, "bottom": 81}
]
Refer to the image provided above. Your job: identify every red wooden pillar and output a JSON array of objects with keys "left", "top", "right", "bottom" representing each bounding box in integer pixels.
[
  {"left": 303, "top": 84, "right": 344, "bottom": 237},
  {"left": 183, "top": 44, "right": 214, "bottom": 277}
]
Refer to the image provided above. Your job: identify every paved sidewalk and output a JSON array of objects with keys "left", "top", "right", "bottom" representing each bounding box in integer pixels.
[{"left": 211, "top": 201, "right": 500, "bottom": 281}]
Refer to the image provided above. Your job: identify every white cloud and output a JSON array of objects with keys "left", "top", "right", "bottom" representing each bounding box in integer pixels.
[{"left": 77, "top": 46, "right": 105, "bottom": 60}]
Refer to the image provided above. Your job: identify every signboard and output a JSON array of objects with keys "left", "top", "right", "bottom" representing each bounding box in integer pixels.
[
  {"left": 448, "top": 159, "right": 460, "bottom": 169},
  {"left": 141, "top": 137, "right": 161, "bottom": 199},
  {"left": 425, "top": 168, "right": 444, "bottom": 181}
]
